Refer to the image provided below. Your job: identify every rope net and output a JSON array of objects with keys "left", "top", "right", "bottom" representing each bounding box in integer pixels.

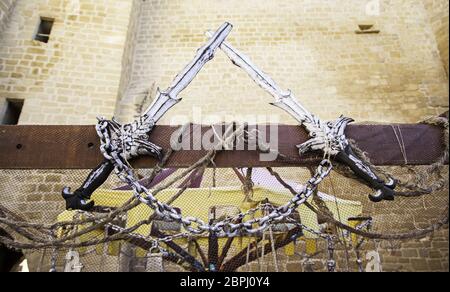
[{"left": 0, "top": 119, "right": 448, "bottom": 272}]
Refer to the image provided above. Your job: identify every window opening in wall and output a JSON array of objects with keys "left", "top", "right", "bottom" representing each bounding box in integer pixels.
[
  {"left": 355, "top": 24, "right": 380, "bottom": 34},
  {"left": 34, "top": 17, "right": 54, "bottom": 43},
  {"left": 1, "top": 99, "right": 24, "bottom": 125}
]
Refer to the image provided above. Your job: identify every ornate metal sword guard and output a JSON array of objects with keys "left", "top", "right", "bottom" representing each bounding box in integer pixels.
[{"left": 63, "top": 22, "right": 398, "bottom": 234}]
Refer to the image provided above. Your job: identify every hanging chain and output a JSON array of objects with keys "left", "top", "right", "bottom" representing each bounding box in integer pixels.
[
  {"left": 326, "top": 237, "right": 336, "bottom": 272},
  {"left": 49, "top": 246, "right": 58, "bottom": 272},
  {"left": 95, "top": 118, "right": 332, "bottom": 237}
]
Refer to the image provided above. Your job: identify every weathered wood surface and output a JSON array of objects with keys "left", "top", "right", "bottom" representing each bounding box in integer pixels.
[{"left": 0, "top": 123, "right": 446, "bottom": 169}]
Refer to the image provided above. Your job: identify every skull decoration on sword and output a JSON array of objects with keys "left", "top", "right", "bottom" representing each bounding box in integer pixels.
[
  {"left": 62, "top": 23, "right": 234, "bottom": 210},
  {"left": 205, "top": 31, "right": 397, "bottom": 202}
]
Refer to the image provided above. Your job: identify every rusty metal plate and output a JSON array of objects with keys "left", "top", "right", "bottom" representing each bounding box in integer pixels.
[{"left": 0, "top": 123, "right": 447, "bottom": 169}]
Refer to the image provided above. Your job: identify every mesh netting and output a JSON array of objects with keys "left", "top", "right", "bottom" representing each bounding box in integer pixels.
[
  {"left": 0, "top": 116, "right": 448, "bottom": 272},
  {"left": 0, "top": 161, "right": 448, "bottom": 272}
]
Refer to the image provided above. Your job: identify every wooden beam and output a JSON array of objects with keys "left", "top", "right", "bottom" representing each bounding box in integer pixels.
[{"left": 0, "top": 123, "right": 446, "bottom": 169}]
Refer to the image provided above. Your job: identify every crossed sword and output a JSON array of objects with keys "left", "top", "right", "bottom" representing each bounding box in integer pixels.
[{"left": 62, "top": 22, "right": 395, "bottom": 211}]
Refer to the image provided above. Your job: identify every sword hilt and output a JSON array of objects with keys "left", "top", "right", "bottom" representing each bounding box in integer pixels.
[{"left": 335, "top": 145, "right": 396, "bottom": 202}]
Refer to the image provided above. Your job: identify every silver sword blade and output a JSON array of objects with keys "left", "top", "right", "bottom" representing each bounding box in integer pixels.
[
  {"left": 143, "top": 23, "right": 233, "bottom": 124},
  {"left": 205, "top": 30, "right": 315, "bottom": 125}
]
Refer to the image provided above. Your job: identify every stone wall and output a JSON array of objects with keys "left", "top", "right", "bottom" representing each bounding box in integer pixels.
[
  {"left": 422, "top": 0, "right": 449, "bottom": 76},
  {"left": 115, "top": 0, "right": 143, "bottom": 119},
  {"left": 116, "top": 0, "right": 448, "bottom": 125},
  {"left": 1, "top": 0, "right": 448, "bottom": 124},
  {"left": 0, "top": 0, "right": 16, "bottom": 35},
  {"left": 0, "top": 0, "right": 135, "bottom": 125}
]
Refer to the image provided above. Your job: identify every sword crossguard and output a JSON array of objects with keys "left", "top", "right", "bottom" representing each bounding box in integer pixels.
[
  {"left": 299, "top": 116, "right": 397, "bottom": 202},
  {"left": 115, "top": 118, "right": 163, "bottom": 161},
  {"left": 296, "top": 116, "right": 353, "bottom": 157}
]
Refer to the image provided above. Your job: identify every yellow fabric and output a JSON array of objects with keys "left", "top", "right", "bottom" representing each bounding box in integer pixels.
[
  {"left": 305, "top": 238, "right": 317, "bottom": 255},
  {"left": 56, "top": 186, "right": 363, "bottom": 257},
  {"left": 348, "top": 219, "right": 366, "bottom": 246},
  {"left": 284, "top": 242, "right": 295, "bottom": 256}
]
